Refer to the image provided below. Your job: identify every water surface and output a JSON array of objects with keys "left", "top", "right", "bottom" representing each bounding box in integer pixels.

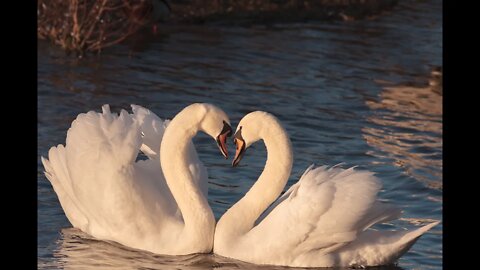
[{"left": 38, "top": 0, "right": 442, "bottom": 269}]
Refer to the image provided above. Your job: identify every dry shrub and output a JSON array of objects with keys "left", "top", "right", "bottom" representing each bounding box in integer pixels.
[{"left": 38, "top": 0, "right": 156, "bottom": 55}]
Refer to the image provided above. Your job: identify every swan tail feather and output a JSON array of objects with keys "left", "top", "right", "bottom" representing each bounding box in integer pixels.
[
  {"left": 397, "top": 221, "right": 440, "bottom": 246},
  {"left": 339, "top": 221, "right": 440, "bottom": 266}
]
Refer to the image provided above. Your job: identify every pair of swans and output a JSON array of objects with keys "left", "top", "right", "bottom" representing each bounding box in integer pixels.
[{"left": 41, "top": 103, "right": 439, "bottom": 268}]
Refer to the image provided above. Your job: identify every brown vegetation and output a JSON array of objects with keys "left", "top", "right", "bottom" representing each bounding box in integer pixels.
[
  {"left": 169, "top": 0, "right": 399, "bottom": 23},
  {"left": 38, "top": 0, "right": 399, "bottom": 54},
  {"left": 37, "top": 0, "right": 157, "bottom": 54}
]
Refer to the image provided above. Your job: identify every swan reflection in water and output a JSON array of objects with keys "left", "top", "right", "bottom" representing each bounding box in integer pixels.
[
  {"left": 40, "top": 228, "right": 406, "bottom": 270},
  {"left": 363, "top": 68, "right": 442, "bottom": 190},
  {"left": 42, "top": 228, "right": 216, "bottom": 270}
]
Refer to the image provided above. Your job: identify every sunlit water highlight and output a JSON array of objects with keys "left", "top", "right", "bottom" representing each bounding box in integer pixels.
[{"left": 38, "top": 0, "right": 442, "bottom": 269}]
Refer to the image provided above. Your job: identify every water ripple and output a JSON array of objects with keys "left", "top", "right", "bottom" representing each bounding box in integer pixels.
[{"left": 38, "top": 0, "right": 442, "bottom": 269}]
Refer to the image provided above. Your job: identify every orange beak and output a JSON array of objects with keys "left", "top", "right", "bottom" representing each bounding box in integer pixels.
[
  {"left": 216, "top": 121, "right": 232, "bottom": 159},
  {"left": 232, "top": 137, "right": 246, "bottom": 167},
  {"left": 216, "top": 132, "right": 230, "bottom": 159}
]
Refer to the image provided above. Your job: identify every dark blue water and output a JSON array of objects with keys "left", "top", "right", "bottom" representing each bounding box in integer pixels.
[{"left": 38, "top": 0, "right": 442, "bottom": 269}]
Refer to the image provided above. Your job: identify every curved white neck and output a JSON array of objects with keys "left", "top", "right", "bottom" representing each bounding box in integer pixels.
[
  {"left": 160, "top": 106, "right": 215, "bottom": 244},
  {"left": 216, "top": 117, "right": 293, "bottom": 240}
]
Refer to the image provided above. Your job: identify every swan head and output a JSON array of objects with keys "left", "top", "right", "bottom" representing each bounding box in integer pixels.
[
  {"left": 232, "top": 111, "right": 274, "bottom": 167},
  {"left": 196, "top": 103, "right": 233, "bottom": 159}
]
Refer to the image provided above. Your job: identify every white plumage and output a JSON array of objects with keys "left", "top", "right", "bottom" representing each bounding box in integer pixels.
[
  {"left": 42, "top": 103, "right": 231, "bottom": 255},
  {"left": 214, "top": 111, "right": 439, "bottom": 267}
]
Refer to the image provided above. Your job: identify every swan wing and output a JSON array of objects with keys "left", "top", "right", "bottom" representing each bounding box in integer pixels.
[
  {"left": 41, "top": 105, "right": 179, "bottom": 240},
  {"left": 42, "top": 147, "right": 89, "bottom": 230},
  {"left": 131, "top": 104, "right": 170, "bottom": 159},
  {"left": 130, "top": 104, "right": 208, "bottom": 197},
  {"left": 247, "top": 165, "right": 400, "bottom": 260}
]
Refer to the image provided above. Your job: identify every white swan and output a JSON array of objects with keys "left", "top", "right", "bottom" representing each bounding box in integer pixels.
[
  {"left": 41, "top": 103, "right": 232, "bottom": 255},
  {"left": 214, "top": 111, "right": 440, "bottom": 267}
]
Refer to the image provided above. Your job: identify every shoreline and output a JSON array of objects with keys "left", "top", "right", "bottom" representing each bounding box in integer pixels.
[
  {"left": 167, "top": 0, "right": 399, "bottom": 24},
  {"left": 37, "top": 0, "right": 400, "bottom": 53}
]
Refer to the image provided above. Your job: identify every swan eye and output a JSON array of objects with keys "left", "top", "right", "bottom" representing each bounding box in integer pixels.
[
  {"left": 220, "top": 120, "right": 232, "bottom": 137},
  {"left": 233, "top": 126, "right": 244, "bottom": 151}
]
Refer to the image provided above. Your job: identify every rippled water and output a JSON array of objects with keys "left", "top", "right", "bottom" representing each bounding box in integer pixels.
[{"left": 38, "top": 0, "right": 442, "bottom": 269}]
